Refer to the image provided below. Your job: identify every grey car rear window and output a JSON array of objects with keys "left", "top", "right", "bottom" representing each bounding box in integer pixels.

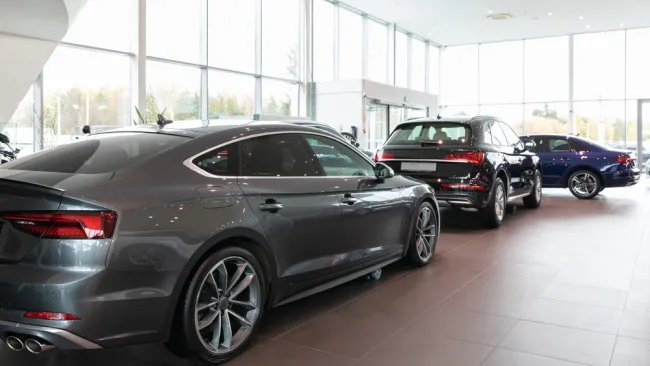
[
  {"left": 3, "top": 133, "right": 188, "bottom": 174},
  {"left": 387, "top": 122, "right": 471, "bottom": 145}
]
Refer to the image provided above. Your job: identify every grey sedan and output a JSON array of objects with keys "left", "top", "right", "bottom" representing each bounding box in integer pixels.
[{"left": 0, "top": 121, "right": 439, "bottom": 364}]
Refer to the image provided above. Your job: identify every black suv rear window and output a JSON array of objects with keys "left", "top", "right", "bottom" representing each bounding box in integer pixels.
[
  {"left": 3, "top": 133, "right": 188, "bottom": 174},
  {"left": 386, "top": 122, "right": 471, "bottom": 145}
]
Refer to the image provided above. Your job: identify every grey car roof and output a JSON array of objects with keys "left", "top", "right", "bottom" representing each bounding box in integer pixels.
[{"left": 94, "top": 120, "right": 326, "bottom": 138}]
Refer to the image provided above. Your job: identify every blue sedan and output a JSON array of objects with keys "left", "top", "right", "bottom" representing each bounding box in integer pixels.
[{"left": 519, "top": 134, "right": 641, "bottom": 199}]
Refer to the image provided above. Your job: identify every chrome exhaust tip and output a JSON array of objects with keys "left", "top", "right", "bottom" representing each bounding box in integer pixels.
[
  {"left": 6, "top": 336, "right": 24, "bottom": 351},
  {"left": 25, "top": 338, "right": 55, "bottom": 354}
]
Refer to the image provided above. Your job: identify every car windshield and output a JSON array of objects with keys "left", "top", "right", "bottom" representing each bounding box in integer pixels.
[
  {"left": 386, "top": 122, "right": 471, "bottom": 145},
  {"left": 1, "top": 132, "right": 189, "bottom": 174}
]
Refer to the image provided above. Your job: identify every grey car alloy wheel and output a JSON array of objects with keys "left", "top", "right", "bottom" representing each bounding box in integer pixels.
[
  {"left": 194, "top": 256, "right": 261, "bottom": 355},
  {"left": 415, "top": 206, "right": 436, "bottom": 261}
]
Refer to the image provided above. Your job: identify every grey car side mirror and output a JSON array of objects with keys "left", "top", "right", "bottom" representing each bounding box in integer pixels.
[{"left": 374, "top": 162, "right": 394, "bottom": 179}]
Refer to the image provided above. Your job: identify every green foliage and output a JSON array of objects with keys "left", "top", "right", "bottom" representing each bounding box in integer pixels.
[
  {"left": 145, "top": 93, "right": 159, "bottom": 122},
  {"left": 208, "top": 94, "right": 254, "bottom": 119},
  {"left": 174, "top": 91, "right": 200, "bottom": 120}
]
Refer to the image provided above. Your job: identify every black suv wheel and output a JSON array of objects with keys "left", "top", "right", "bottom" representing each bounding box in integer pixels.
[
  {"left": 523, "top": 170, "right": 542, "bottom": 208},
  {"left": 481, "top": 177, "right": 506, "bottom": 228}
]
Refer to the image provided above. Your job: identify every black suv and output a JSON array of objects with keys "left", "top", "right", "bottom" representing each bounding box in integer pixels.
[{"left": 375, "top": 116, "right": 542, "bottom": 227}]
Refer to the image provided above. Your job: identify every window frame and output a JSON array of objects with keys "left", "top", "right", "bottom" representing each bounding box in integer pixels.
[
  {"left": 499, "top": 121, "right": 525, "bottom": 150},
  {"left": 240, "top": 134, "right": 320, "bottom": 177},
  {"left": 483, "top": 122, "right": 494, "bottom": 145},
  {"left": 185, "top": 131, "right": 375, "bottom": 178},
  {"left": 567, "top": 137, "right": 594, "bottom": 153},
  {"left": 488, "top": 120, "right": 509, "bottom": 147},
  {"left": 301, "top": 133, "right": 375, "bottom": 177},
  {"left": 545, "top": 137, "right": 572, "bottom": 153}
]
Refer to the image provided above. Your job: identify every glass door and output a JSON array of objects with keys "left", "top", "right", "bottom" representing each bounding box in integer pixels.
[
  {"left": 365, "top": 101, "right": 388, "bottom": 152},
  {"left": 404, "top": 107, "right": 428, "bottom": 120},
  {"left": 388, "top": 106, "right": 405, "bottom": 134}
]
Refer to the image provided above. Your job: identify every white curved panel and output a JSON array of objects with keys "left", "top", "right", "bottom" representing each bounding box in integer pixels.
[{"left": 0, "top": 0, "right": 88, "bottom": 122}]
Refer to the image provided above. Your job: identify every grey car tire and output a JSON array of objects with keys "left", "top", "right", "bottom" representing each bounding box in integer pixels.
[
  {"left": 523, "top": 170, "right": 542, "bottom": 209},
  {"left": 406, "top": 201, "right": 438, "bottom": 266},
  {"left": 481, "top": 177, "right": 506, "bottom": 228},
  {"left": 166, "top": 246, "right": 266, "bottom": 364}
]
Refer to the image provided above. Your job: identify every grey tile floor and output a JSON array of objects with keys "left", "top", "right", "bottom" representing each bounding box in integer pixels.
[{"left": 3, "top": 183, "right": 650, "bottom": 366}]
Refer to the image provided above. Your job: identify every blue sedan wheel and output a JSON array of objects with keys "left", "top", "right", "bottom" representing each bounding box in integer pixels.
[{"left": 568, "top": 170, "right": 601, "bottom": 199}]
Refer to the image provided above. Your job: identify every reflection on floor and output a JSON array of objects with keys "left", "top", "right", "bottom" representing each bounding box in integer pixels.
[{"left": 3, "top": 182, "right": 650, "bottom": 366}]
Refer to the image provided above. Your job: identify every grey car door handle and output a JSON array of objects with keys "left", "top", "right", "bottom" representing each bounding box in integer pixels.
[
  {"left": 340, "top": 196, "right": 359, "bottom": 205},
  {"left": 259, "top": 201, "right": 283, "bottom": 212}
]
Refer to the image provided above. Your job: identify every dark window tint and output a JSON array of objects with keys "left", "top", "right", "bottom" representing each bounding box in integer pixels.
[
  {"left": 548, "top": 138, "right": 572, "bottom": 152},
  {"left": 303, "top": 134, "right": 374, "bottom": 177},
  {"left": 569, "top": 138, "right": 593, "bottom": 152},
  {"left": 4, "top": 133, "right": 187, "bottom": 174},
  {"left": 386, "top": 122, "right": 471, "bottom": 145},
  {"left": 489, "top": 122, "right": 509, "bottom": 146},
  {"left": 193, "top": 144, "right": 239, "bottom": 176},
  {"left": 241, "top": 134, "right": 318, "bottom": 177},
  {"left": 500, "top": 122, "right": 524, "bottom": 149}
]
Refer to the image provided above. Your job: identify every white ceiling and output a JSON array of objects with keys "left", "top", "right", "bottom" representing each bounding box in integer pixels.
[{"left": 344, "top": 0, "right": 650, "bottom": 45}]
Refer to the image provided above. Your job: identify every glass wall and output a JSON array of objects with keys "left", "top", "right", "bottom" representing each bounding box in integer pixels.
[
  {"left": 310, "top": 1, "right": 436, "bottom": 90},
  {"left": 410, "top": 38, "right": 426, "bottom": 91},
  {"left": 394, "top": 31, "right": 409, "bottom": 88},
  {"left": 440, "top": 29, "right": 650, "bottom": 143},
  {"left": 313, "top": 0, "right": 335, "bottom": 82},
  {"left": 367, "top": 19, "right": 388, "bottom": 83},
  {"left": 428, "top": 45, "right": 440, "bottom": 95},
  {"left": 7, "top": 0, "right": 440, "bottom": 153},
  {"left": 5, "top": 88, "right": 35, "bottom": 154}
]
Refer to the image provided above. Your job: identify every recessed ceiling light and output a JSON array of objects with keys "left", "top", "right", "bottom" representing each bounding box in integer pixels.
[
  {"left": 620, "top": 23, "right": 625, "bottom": 27},
  {"left": 428, "top": 32, "right": 432, "bottom": 36},
  {"left": 578, "top": 15, "right": 584, "bottom": 20},
  {"left": 487, "top": 10, "right": 493, "bottom": 14},
  {"left": 586, "top": 24, "right": 590, "bottom": 28},
  {"left": 548, "top": 12, "right": 553, "bottom": 16}
]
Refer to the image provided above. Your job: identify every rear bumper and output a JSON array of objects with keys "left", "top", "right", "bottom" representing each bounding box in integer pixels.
[
  {"left": 606, "top": 167, "right": 641, "bottom": 187},
  {"left": 432, "top": 190, "right": 490, "bottom": 208},
  {"left": 0, "top": 262, "right": 174, "bottom": 350},
  {"left": 0, "top": 318, "right": 102, "bottom": 349}
]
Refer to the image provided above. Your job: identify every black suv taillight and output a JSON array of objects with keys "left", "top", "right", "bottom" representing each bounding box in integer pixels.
[
  {"left": 374, "top": 151, "right": 395, "bottom": 162},
  {"left": 444, "top": 151, "right": 485, "bottom": 165}
]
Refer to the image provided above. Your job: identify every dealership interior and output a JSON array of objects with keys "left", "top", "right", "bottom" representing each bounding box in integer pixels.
[{"left": 1, "top": 0, "right": 650, "bottom": 365}]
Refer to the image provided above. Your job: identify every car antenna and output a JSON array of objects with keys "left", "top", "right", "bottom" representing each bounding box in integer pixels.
[{"left": 156, "top": 108, "right": 173, "bottom": 129}]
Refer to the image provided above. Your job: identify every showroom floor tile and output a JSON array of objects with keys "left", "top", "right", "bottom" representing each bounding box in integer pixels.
[
  {"left": 3, "top": 184, "right": 650, "bottom": 366},
  {"left": 499, "top": 321, "right": 617, "bottom": 366}
]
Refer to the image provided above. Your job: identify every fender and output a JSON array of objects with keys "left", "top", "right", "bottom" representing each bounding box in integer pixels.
[
  {"left": 480, "top": 166, "right": 510, "bottom": 208},
  {"left": 160, "top": 226, "right": 279, "bottom": 339}
]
